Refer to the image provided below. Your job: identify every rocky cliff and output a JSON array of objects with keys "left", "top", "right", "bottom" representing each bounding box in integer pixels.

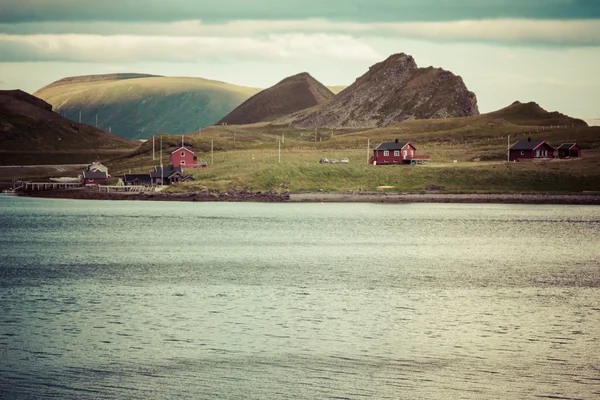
[{"left": 290, "top": 53, "right": 479, "bottom": 128}]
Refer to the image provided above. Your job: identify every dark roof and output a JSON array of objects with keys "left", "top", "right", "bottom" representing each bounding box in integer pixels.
[
  {"left": 557, "top": 143, "right": 578, "bottom": 150},
  {"left": 374, "top": 141, "right": 412, "bottom": 151},
  {"left": 123, "top": 174, "right": 151, "bottom": 183},
  {"left": 83, "top": 170, "right": 108, "bottom": 179},
  {"left": 509, "top": 140, "right": 554, "bottom": 151},
  {"left": 150, "top": 165, "right": 183, "bottom": 178}
]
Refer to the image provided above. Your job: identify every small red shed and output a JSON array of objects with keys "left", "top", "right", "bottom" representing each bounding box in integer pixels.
[
  {"left": 509, "top": 139, "right": 555, "bottom": 162},
  {"left": 371, "top": 139, "right": 429, "bottom": 165},
  {"left": 170, "top": 146, "right": 199, "bottom": 168},
  {"left": 556, "top": 143, "right": 581, "bottom": 159}
]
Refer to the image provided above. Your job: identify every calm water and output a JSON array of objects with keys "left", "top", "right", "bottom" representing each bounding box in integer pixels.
[{"left": 1, "top": 196, "right": 600, "bottom": 399}]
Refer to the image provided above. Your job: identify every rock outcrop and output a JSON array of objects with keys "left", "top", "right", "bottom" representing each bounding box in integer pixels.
[
  {"left": 290, "top": 53, "right": 479, "bottom": 128},
  {"left": 218, "top": 72, "right": 334, "bottom": 125}
]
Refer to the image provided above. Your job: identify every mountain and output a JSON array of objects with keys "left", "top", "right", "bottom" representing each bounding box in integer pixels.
[
  {"left": 487, "top": 101, "right": 587, "bottom": 127},
  {"left": 0, "top": 89, "right": 135, "bottom": 152},
  {"left": 289, "top": 53, "right": 479, "bottom": 128},
  {"left": 34, "top": 74, "right": 261, "bottom": 140},
  {"left": 217, "top": 73, "right": 334, "bottom": 125}
]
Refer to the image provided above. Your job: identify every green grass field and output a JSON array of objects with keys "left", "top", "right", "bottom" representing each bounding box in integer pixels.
[{"left": 104, "top": 113, "right": 600, "bottom": 194}]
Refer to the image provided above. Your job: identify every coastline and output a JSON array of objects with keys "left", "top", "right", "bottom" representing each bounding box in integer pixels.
[{"left": 16, "top": 188, "right": 600, "bottom": 205}]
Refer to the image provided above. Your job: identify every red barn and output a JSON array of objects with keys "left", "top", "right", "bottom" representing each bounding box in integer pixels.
[
  {"left": 509, "top": 139, "right": 554, "bottom": 161},
  {"left": 170, "top": 146, "right": 199, "bottom": 168},
  {"left": 371, "top": 139, "right": 429, "bottom": 165},
  {"left": 557, "top": 143, "right": 581, "bottom": 159}
]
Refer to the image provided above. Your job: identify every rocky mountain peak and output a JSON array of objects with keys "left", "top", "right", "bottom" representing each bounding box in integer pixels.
[{"left": 290, "top": 53, "right": 479, "bottom": 128}]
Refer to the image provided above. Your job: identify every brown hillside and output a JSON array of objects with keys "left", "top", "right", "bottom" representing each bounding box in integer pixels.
[
  {"left": 289, "top": 53, "right": 479, "bottom": 128},
  {"left": 0, "top": 89, "right": 136, "bottom": 152},
  {"left": 218, "top": 72, "right": 334, "bottom": 125},
  {"left": 489, "top": 101, "right": 588, "bottom": 127}
]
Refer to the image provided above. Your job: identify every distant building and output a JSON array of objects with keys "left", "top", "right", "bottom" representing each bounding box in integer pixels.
[
  {"left": 149, "top": 165, "right": 195, "bottom": 185},
  {"left": 556, "top": 143, "right": 581, "bottom": 159},
  {"left": 370, "top": 139, "right": 430, "bottom": 165},
  {"left": 123, "top": 174, "right": 152, "bottom": 186},
  {"left": 88, "top": 162, "right": 108, "bottom": 173},
  {"left": 82, "top": 170, "right": 109, "bottom": 185},
  {"left": 509, "top": 139, "right": 554, "bottom": 161},
  {"left": 170, "top": 146, "right": 202, "bottom": 168}
]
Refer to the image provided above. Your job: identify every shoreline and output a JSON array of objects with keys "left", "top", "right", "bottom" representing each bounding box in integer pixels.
[{"left": 15, "top": 188, "right": 600, "bottom": 205}]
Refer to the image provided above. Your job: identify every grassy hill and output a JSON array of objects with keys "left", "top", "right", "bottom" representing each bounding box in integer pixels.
[
  {"left": 0, "top": 89, "right": 137, "bottom": 165},
  {"left": 101, "top": 101, "right": 600, "bottom": 194},
  {"left": 33, "top": 74, "right": 261, "bottom": 140}
]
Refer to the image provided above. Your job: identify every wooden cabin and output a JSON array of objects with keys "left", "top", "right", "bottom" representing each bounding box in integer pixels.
[
  {"left": 509, "top": 139, "right": 554, "bottom": 162},
  {"left": 371, "top": 139, "right": 429, "bottom": 165},
  {"left": 557, "top": 143, "right": 581, "bottom": 159}
]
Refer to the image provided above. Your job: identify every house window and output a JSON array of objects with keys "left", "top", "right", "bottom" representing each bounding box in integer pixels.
[
  {"left": 180, "top": 160, "right": 185, "bottom": 165},
  {"left": 394, "top": 150, "right": 400, "bottom": 156},
  {"left": 535, "top": 150, "right": 540, "bottom": 157},
  {"left": 383, "top": 151, "right": 389, "bottom": 156},
  {"left": 181, "top": 151, "right": 185, "bottom": 157},
  {"left": 520, "top": 151, "right": 524, "bottom": 155},
  {"left": 403, "top": 150, "right": 407, "bottom": 158},
  {"left": 410, "top": 150, "right": 414, "bottom": 157},
  {"left": 88, "top": 178, "right": 93, "bottom": 182}
]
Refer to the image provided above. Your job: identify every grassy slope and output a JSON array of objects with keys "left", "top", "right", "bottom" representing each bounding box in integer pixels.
[
  {"left": 105, "top": 108, "right": 600, "bottom": 194},
  {"left": 34, "top": 76, "right": 261, "bottom": 140},
  {"left": 0, "top": 90, "right": 137, "bottom": 165}
]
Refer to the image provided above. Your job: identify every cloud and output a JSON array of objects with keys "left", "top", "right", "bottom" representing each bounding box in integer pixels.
[
  {"left": 0, "top": 33, "right": 382, "bottom": 63},
  {"left": 1, "top": 19, "right": 599, "bottom": 47},
  {"left": 1, "top": 0, "right": 599, "bottom": 23}
]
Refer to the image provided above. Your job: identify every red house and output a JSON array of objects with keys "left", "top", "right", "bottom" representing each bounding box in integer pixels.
[
  {"left": 82, "top": 170, "right": 110, "bottom": 185},
  {"left": 557, "top": 143, "right": 581, "bottom": 159},
  {"left": 370, "top": 139, "right": 429, "bottom": 165},
  {"left": 170, "top": 146, "right": 200, "bottom": 168},
  {"left": 509, "top": 139, "right": 555, "bottom": 161}
]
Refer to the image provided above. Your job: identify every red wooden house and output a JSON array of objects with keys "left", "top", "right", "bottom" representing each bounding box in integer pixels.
[
  {"left": 170, "top": 146, "right": 201, "bottom": 168},
  {"left": 557, "top": 143, "right": 581, "bottom": 159},
  {"left": 370, "top": 139, "right": 429, "bottom": 165},
  {"left": 82, "top": 170, "right": 110, "bottom": 185},
  {"left": 509, "top": 139, "right": 554, "bottom": 161}
]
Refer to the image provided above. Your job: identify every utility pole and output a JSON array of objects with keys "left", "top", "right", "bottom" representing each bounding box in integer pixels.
[
  {"left": 278, "top": 140, "right": 281, "bottom": 164},
  {"left": 211, "top": 140, "right": 214, "bottom": 165},
  {"left": 181, "top": 134, "right": 184, "bottom": 148},
  {"left": 282, "top": 133, "right": 284, "bottom": 144},
  {"left": 315, "top": 127, "right": 317, "bottom": 142},
  {"left": 507, "top": 135, "right": 510, "bottom": 162},
  {"left": 95, "top": 114, "right": 98, "bottom": 127},
  {"left": 152, "top": 135, "right": 155, "bottom": 160},
  {"left": 79, "top": 110, "right": 82, "bottom": 123},
  {"left": 367, "top": 139, "right": 370, "bottom": 164},
  {"left": 160, "top": 135, "right": 163, "bottom": 186}
]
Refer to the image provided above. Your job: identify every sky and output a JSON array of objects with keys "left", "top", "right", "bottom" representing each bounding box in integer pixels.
[{"left": 0, "top": 0, "right": 599, "bottom": 123}]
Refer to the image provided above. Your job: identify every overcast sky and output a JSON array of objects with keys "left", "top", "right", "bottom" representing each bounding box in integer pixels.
[{"left": 0, "top": 0, "right": 598, "bottom": 122}]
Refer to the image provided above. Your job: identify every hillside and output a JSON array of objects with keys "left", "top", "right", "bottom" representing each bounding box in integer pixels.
[
  {"left": 0, "top": 89, "right": 135, "bottom": 153},
  {"left": 488, "top": 101, "right": 588, "bottom": 127},
  {"left": 289, "top": 53, "right": 479, "bottom": 129},
  {"left": 34, "top": 74, "right": 261, "bottom": 140},
  {"left": 217, "top": 73, "right": 334, "bottom": 125}
]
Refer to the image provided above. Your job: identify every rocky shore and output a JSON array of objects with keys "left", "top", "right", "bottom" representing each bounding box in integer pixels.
[
  {"left": 17, "top": 188, "right": 600, "bottom": 204},
  {"left": 20, "top": 188, "right": 291, "bottom": 202}
]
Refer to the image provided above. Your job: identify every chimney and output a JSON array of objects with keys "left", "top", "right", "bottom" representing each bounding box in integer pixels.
[
  {"left": 395, "top": 138, "right": 398, "bottom": 143},
  {"left": 528, "top": 137, "right": 531, "bottom": 142}
]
